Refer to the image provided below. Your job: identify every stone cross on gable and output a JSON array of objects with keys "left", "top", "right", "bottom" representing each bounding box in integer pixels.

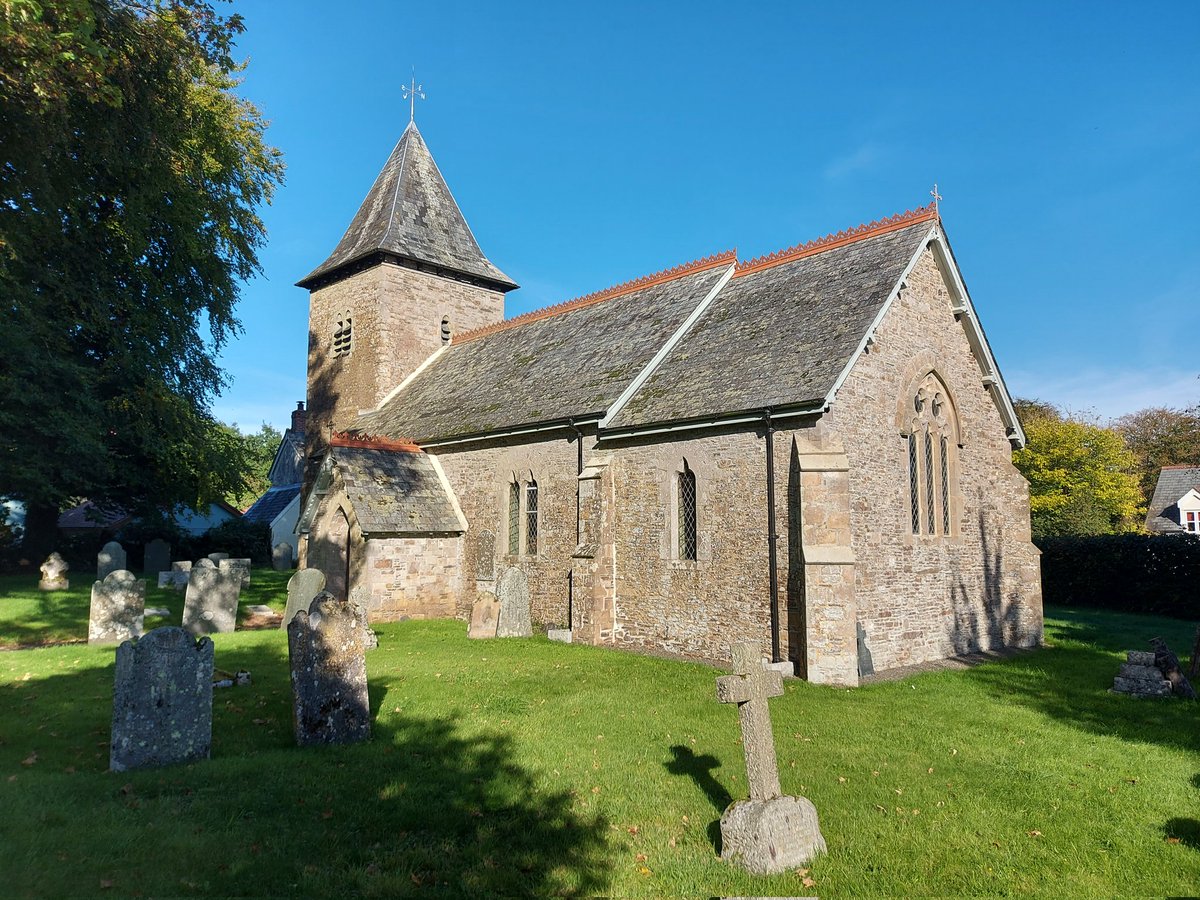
[{"left": 716, "top": 641, "right": 784, "bottom": 801}]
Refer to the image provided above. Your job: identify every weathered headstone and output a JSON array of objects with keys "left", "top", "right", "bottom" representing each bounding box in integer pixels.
[
  {"left": 288, "top": 591, "right": 371, "bottom": 747},
  {"left": 1151, "top": 637, "right": 1197, "bottom": 699},
  {"left": 219, "top": 557, "right": 252, "bottom": 588},
  {"left": 495, "top": 566, "right": 532, "bottom": 638},
  {"left": 469, "top": 529, "right": 497, "bottom": 582},
  {"left": 468, "top": 590, "right": 500, "bottom": 639},
  {"left": 716, "top": 641, "right": 826, "bottom": 874},
  {"left": 143, "top": 538, "right": 171, "bottom": 576},
  {"left": 272, "top": 542, "right": 294, "bottom": 571},
  {"left": 88, "top": 570, "right": 146, "bottom": 644},
  {"left": 170, "top": 560, "right": 192, "bottom": 590},
  {"left": 38, "top": 552, "right": 69, "bottom": 591},
  {"left": 1112, "top": 650, "right": 1172, "bottom": 697},
  {"left": 349, "top": 587, "right": 378, "bottom": 650},
  {"left": 110, "top": 627, "right": 214, "bottom": 772},
  {"left": 157, "top": 572, "right": 173, "bottom": 588},
  {"left": 282, "top": 569, "right": 326, "bottom": 630},
  {"left": 207, "top": 552, "right": 229, "bottom": 563},
  {"left": 182, "top": 559, "right": 240, "bottom": 635},
  {"left": 97, "top": 541, "right": 126, "bottom": 580}
]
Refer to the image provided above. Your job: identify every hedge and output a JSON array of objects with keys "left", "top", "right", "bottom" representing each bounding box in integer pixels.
[{"left": 1038, "top": 533, "right": 1200, "bottom": 620}]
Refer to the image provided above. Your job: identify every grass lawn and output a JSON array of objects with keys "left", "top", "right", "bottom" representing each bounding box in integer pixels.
[{"left": 0, "top": 581, "right": 1196, "bottom": 897}]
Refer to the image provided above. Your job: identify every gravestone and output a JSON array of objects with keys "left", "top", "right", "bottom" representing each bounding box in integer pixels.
[
  {"left": 38, "top": 552, "right": 69, "bottom": 591},
  {"left": 349, "top": 586, "right": 379, "bottom": 650},
  {"left": 282, "top": 569, "right": 326, "bottom": 629},
  {"left": 182, "top": 559, "right": 240, "bottom": 635},
  {"left": 207, "top": 552, "right": 229, "bottom": 563},
  {"left": 469, "top": 529, "right": 496, "bottom": 583},
  {"left": 288, "top": 591, "right": 371, "bottom": 747},
  {"left": 1151, "top": 637, "right": 1197, "bottom": 699},
  {"left": 219, "top": 557, "right": 252, "bottom": 588},
  {"left": 110, "top": 627, "right": 214, "bottom": 772},
  {"left": 468, "top": 590, "right": 500, "bottom": 639},
  {"left": 157, "top": 572, "right": 173, "bottom": 588},
  {"left": 97, "top": 541, "right": 126, "bottom": 580},
  {"left": 272, "top": 542, "right": 294, "bottom": 571},
  {"left": 88, "top": 570, "right": 146, "bottom": 644},
  {"left": 716, "top": 641, "right": 826, "bottom": 874},
  {"left": 495, "top": 567, "right": 532, "bottom": 638},
  {"left": 169, "top": 560, "right": 192, "bottom": 590},
  {"left": 1112, "top": 650, "right": 1172, "bottom": 697},
  {"left": 143, "top": 539, "right": 171, "bottom": 576}
]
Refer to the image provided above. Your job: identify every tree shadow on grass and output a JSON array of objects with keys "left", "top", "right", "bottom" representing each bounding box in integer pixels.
[
  {"left": 1164, "top": 818, "right": 1200, "bottom": 851},
  {"left": 0, "top": 638, "right": 612, "bottom": 897}
]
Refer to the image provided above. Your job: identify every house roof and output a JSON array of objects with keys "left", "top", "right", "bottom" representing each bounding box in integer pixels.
[
  {"left": 330, "top": 440, "right": 464, "bottom": 535},
  {"left": 266, "top": 429, "right": 305, "bottom": 488},
  {"left": 352, "top": 254, "right": 735, "bottom": 444},
  {"left": 242, "top": 485, "right": 301, "bottom": 526},
  {"left": 605, "top": 213, "right": 936, "bottom": 430},
  {"left": 1145, "top": 465, "right": 1200, "bottom": 533},
  {"left": 297, "top": 122, "right": 516, "bottom": 292}
]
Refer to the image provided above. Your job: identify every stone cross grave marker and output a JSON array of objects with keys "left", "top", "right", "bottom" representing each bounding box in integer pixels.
[
  {"left": 288, "top": 591, "right": 371, "bottom": 747},
  {"left": 143, "top": 539, "right": 171, "bottom": 576},
  {"left": 182, "top": 558, "right": 240, "bottom": 635},
  {"left": 495, "top": 566, "right": 532, "bottom": 637},
  {"left": 715, "top": 641, "right": 826, "bottom": 875},
  {"left": 89, "top": 570, "right": 146, "bottom": 644},
  {"left": 282, "top": 568, "right": 326, "bottom": 629},
  {"left": 97, "top": 541, "right": 126, "bottom": 580},
  {"left": 219, "top": 557, "right": 252, "bottom": 588},
  {"left": 272, "top": 542, "right": 294, "bottom": 571},
  {"left": 38, "top": 552, "right": 69, "bottom": 591},
  {"left": 110, "top": 627, "right": 214, "bottom": 772}
]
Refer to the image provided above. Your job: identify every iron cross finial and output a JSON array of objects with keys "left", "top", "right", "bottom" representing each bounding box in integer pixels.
[
  {"left": 402, "top": 70, "right": 425, "bottom": 123},
  {"left": 930, "top": 183, "right": 942, "bottom": 214}
]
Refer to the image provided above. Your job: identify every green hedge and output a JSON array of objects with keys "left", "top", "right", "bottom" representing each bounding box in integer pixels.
[{"left": 1038, "top": 534, "right": 1200, "bottom": 620}]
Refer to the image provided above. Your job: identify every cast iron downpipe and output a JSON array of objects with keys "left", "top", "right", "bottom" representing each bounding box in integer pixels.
[
  {"left": 568, "top": 419, "right": 584, "bottom": 629},
  {"left": 763, "top": 409, "right": 781, "bottom": 663}
]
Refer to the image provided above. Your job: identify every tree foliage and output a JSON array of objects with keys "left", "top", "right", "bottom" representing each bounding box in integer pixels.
[
  {"left": 0, "top": 0, "right": 284, "bottom": 550},
  {"left": 1011, "top": 400, "right": 1143, "bottom": 541},
  {"left": 1113, "top": 405, "right": 1200, "bottom": 502},
  {"left": 224, "top": 422, "right": 281, "bottom": 511}
]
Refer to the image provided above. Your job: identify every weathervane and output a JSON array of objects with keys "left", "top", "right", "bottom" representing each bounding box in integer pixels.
[
  {"left": 402, "top": 70, "right": 425, "bottom": 123},
  {"left": 930, "top": 183, "right": 942, "bottom": 215}
]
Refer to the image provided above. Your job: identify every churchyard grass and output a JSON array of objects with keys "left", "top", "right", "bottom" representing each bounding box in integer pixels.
[
  {"left": 0, "top": 604, "right": 1196, "bottom": 897},
  {"left": 0, "top": 568, "right": 293, "bottom": 649}
]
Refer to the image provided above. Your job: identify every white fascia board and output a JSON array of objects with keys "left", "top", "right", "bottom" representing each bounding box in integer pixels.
[
  {"left": 927, "top": 227, "right": 1026, "bottom": 449},
  {"left": 822, "top": 224, "right": 938, "bottom": 410},
  {"left": 599, "top": 263, "right": 737, "bottom": 429},
  {"left": 426, "top": 452, "right": 470, "bottom": 532},
  {"left": 371, "top": 344, "right": 449, "bottom": 413}
]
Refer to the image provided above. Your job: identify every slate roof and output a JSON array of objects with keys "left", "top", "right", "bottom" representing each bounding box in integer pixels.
[
  {"left": 266, "top": 430, "right": 305, "bottom": 487},
  {"left": 243, "top": 485, "right": 300, "bottom": 525},
  {"left": 297, "top": 122, "right": 516, "bottom": 291},
  {"left": 1145, "top": 465, "right": 1200, "bottom": 533},
  {"left": 352, "top": 256, "right": 734, "bottom": 443},
  {"left": 334, "top": 445, "right": 463, "bottom": 534},
  {"left": 606, "top": 216, "right": 935, "bottom": 429}
]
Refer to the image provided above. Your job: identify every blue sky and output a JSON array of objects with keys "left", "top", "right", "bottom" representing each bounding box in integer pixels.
[{"left": 214, "top": 0, "right": 1200, "bottom": 432}]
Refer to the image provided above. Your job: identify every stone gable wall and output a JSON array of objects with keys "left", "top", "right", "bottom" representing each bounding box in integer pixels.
[
  {"left": 820, "top": 246, "right": 1042, "bottom": 672},
  {"left": 361, "top": 535, "right": 461, "bottom": 621}
]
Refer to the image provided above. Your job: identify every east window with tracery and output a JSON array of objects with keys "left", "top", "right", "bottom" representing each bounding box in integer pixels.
[{"left": 904, "top": 372, "right": 959, "bottom": 537}]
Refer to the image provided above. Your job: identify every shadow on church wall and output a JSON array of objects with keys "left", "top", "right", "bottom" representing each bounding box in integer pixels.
[
  {"left": 785, "top": 442, "right": 807, "bottom": 678},
  {"left": 950, "top": 501, "right": 1022, "bottom": 655}
]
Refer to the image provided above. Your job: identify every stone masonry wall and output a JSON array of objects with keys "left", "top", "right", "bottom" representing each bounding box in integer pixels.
[
  {"left": 820, "top": 246, "right": 1043, "bottom": 672},
  {"left": 361, "top": 535, "right": 462, "bottom": 621}
]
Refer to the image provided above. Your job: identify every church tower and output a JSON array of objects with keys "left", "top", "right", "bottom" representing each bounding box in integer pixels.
[{"left": 297, "top": 121, "right": 517, "bottom": 483}]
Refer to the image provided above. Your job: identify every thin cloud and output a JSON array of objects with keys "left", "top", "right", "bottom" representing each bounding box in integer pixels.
[
  {"left": 823, "top": 144, "right": 882, "bottom": 181},
  {"left": 1006, "top": 366, "right": 1199, "bottom": 422}
]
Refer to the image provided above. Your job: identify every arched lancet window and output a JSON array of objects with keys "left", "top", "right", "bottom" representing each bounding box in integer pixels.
[
  {"left": 903, "top": 372, "right": 959, "bottom": 537},
  {"left": 525, "top": 478, "right": 539, "bottom": 555},
  {"left": 678, "top": 461, "right": 697, "bottom": 561},
  {"left": 507, "top": 479, "right": 520, "bottom": 555},
  {"left": 441, "top": 315, "right": 451, "bottom": 344}
]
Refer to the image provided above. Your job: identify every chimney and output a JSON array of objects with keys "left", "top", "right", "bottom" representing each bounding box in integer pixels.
[{"left": 291, "top": 401, "right": 306, "bottom": 436}]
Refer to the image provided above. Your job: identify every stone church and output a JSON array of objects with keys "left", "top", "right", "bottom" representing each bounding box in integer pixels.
[{"left": 295, "top": 121, "right": 1042, "bottom": 686}]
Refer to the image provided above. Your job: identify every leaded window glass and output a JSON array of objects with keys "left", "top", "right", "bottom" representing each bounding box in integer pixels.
[
  {"left": 525, "top": 480, "right": 538, "bottom": 555},
  {"left": 908, "top": 433, "right": 920, "bottom": 534},
  {"left": 508, "top": 481, "right": 519, "bottom": 555},
  {"left": 679, "top": 464, "right": 697, "bottom": 561},
  {"left": 940, "top": 435, "right": 950, "bottom": 535},
  {"left": 924, "top": 430, "right": 936, "bottom": 534}
]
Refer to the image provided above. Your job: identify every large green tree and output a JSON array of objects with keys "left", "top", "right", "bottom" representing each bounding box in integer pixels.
[
  {"left": 224, "top": 421, "right": 281, "bottom": 511},
  {"left": 1011, "top": 400, "right": 1143, "bottom": 541},
  {"left": 0, "top": 0, "right": 284, "bottom": 553},
  {"left": 1113, "top": 405, "right": 1200, "bottom": 502}
]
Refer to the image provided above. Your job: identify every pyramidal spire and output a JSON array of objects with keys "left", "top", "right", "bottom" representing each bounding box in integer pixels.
[{"left": 298, "top": 122, "right": 516, "bottom": 291}]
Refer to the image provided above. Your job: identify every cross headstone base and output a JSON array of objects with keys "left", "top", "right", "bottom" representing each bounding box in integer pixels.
[{"left": 720, "top": 795, "right": 827, "bottom": 875}]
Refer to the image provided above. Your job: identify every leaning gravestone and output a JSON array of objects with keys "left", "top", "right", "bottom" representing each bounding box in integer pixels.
[
  {"left": 219, "top": 557, "right": 252, "bottom": 588},
  {"left": 97, "top": 541, "right": 126, "bottom": 580},
  {"left": 143, "top": 539, "right": 171, "bottom": 576},
  {"left": 272, "top": 542, "right": 294, "bottom": 571},
  {"left": 716, "top": 641, "right": 826, "bottom": 874},
  {"left": 169, "top": 560, "right": 192, "bottom": 591},
  {"left": 207, "top": 552, "right": 229, "bottom": 563},
  {"left": 88, "top": 570, "right": 146, "bottom": 644},
  {"left": 495, "top": 567, "right": 532, "bottom": 638},
  {"left": 468, "top": 590, "right": 501, "bottom": 639},
  {"left": 288, "top": 591, "right": 371, "bottom": 747},
  {"left": 110, "top": 627, "right": 214, "bottom": 772},
  {"left": 38, "top": 552, "right": 69, "bottom": 591},
  {"left": 182, "top": 559, "right": 240, "bottom": 635},
  {"left": 282, "top": 569, "right": 326, "bottom": 630}
]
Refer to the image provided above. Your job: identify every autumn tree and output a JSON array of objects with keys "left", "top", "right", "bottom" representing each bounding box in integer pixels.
[
  {"left": 1011, "top": 400, "right": 1143, "bottom": 541},
  {"left": 0, "top": 0, "right": 284, "bottom": 555},
  {"left": 1113, "top": 405, "right": 1200, "bottom": 502}
]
